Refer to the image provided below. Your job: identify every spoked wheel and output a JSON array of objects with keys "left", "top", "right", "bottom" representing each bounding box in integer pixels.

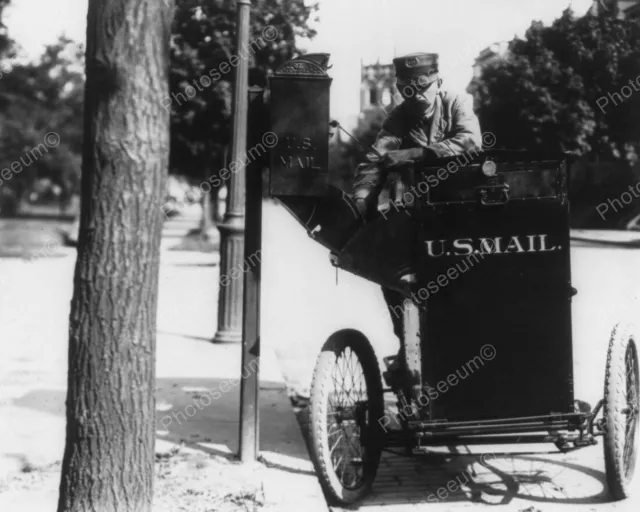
[
  {"left": 603, "top": 323, "right": 640, "bottom": 500},
  {"left": 309, "top": 330, "right": 384, "bottom": 505}
]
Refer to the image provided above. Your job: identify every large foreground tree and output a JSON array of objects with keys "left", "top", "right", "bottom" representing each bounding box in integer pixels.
[{"left": 57, "top": 1, "right": 173, "bottom": 511}]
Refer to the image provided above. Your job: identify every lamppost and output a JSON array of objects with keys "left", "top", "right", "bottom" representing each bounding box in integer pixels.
[{"left": 213, "top": 0, "right": 251, "bottom": 344}]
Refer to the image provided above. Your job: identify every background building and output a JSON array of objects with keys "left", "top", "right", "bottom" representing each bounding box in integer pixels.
[
  {"left": 466, "top": 41, "right": 510, "bottom": 103},
  {"left": 617, "top": 0, "right": 640, "bottom": 20},
  {"left": 471, "top": 41, "right": 510, "bottom": 80},
  {"left": 359, "top": 60, "right": 398, "bottom": 123},
  {"left": 591, "top": 0, "right": 640, "bottom": 20}
]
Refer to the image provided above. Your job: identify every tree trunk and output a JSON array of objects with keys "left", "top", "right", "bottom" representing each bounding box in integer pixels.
[
  {"left": 200, "top": 167, "right": 213, "bottom": 233},
  {"left": 57, "top": 1, "right": 172, "bottom": 512},
  {"left": 213, "top": 146, "right": 231, "bottom": 223},
  {"left": 211, "top": 186, "right": 220, "bottom": 224}
]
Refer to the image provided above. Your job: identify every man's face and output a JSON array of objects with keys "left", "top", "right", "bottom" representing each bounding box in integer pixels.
[{"left": 396, "top": 75, "right": 437, "bottom": 107}]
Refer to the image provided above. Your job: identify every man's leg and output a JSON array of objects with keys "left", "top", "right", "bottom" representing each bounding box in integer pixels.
[
  {"left": 382, "top": 286, "right": 406, "bottom": 369},
  {"left": 382, "top": 286, "right": 403, "bottom": 336},
  {"left": 382, "top": 285, "right": 425, "bottom": 419}
]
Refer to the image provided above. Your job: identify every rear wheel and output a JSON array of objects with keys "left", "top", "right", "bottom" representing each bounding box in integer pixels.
[
  {"left": 603, "top": 323, "right": 640, "bottom": 500},
  {"left": 309, "top": 330, "right": 384, "bottom": 505}
]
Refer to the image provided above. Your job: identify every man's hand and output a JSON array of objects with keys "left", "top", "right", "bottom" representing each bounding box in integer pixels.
[
  {"left": 352, "top": 188, "right": 378, "bottom": 220},
  {"left": 381, "top": 148, "right": 426, "bottom": 168},
  {"left": 354, "top": 197, "right": 369, "bottom": 218}
]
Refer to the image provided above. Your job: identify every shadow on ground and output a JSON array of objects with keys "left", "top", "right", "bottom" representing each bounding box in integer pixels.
[
  {"left": 294, "top": 406, "right": 610, "bottom": 510},
  {"left": 9, "top": 377, "right": 313, "bottom": 474}
]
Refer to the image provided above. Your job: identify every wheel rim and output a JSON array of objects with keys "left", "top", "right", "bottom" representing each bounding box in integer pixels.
[
  {"left": 326, "top": 346, "right": 370, "bottom": 490},
  {"left": 623, "top": 341, "right": 640, "bottom": 482}
]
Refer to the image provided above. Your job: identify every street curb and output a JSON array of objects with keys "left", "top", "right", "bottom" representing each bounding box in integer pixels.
[
  {"left": 570, "top": 229, "right": 640, "bottom": 247},
  {"left": 570, "top": 236, "right": 640, "bottom": 248}
]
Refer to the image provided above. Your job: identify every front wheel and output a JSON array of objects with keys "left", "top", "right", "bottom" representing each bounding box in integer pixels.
[
  {"left": 603, "top": 323, "right": 640, "bottom": 500},
  {"left": 309, "top": 330, "right": 384, "bottom": 505}
]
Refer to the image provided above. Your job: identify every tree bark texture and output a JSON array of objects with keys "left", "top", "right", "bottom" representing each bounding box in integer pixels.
[{"left": 57, "top": 1, "right": 172, "bottom": 511}]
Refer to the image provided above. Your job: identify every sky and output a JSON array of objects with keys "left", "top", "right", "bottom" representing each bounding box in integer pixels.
[{"left": 5, "top": 0, "right": 595, "bottom": 127}]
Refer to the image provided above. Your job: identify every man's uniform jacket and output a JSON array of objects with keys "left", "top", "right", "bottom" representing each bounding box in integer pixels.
[{"left": 353, "top": 80, "right": 483, "bottom": 196}]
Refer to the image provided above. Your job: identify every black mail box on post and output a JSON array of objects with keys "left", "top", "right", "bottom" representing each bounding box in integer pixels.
[{"left": 269, "top": 54, "right": 332, "bottom": 196}]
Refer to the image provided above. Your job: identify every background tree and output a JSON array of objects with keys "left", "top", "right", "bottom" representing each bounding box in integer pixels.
[
  {"left": 472, "top": 9, "right": 640, "bottom": 161},
  {"left": 0, "top": 0, "right": 17, "bottom": 214},
  {"left": 0, "top": 37, "right": 84, "bottom": 215},
  {"left": 0, "top": 0, "right": 12, "bottom": 58},
  {"left": 56, "top": 0, "right": 173, "bottom": 511},
  {"left": 469, "top": 6, "right": 640, "bottom": 227},
  {"left": 168, "top": 0, "right": 318, "bottom": 229}
]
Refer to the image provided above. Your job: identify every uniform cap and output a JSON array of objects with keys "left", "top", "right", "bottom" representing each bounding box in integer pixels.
[{"left": 393, "top": 53, "right": 439, "bottom": 82}]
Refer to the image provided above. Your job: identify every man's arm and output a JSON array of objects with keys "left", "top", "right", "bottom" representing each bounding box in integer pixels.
[
  {"left": 352, "top": 118, "right": 403, "bottom": 199},
  {"left": 371, "top": 92, "right": 483, "bottom": 169},
  {"left": 426, "top": 92, "right": 482, "bottom": 158}
]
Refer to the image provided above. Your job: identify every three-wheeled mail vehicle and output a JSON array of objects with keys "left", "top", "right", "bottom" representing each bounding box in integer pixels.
[{"left": 266, "top": 54, "right": 639, "bottom": 506}]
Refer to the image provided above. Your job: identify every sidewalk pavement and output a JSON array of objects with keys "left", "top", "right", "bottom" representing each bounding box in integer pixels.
[
  {"left": 0, "top": 207, "right": 328, "bottom": 511},
  {"left": 155, "top": 334, "right": 328, "bottom": 512}
]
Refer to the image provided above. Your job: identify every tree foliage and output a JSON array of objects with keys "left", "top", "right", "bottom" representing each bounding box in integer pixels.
[
  {"left": 168, "top": 0, "right": 318, "bottom": 183},
  {"left": 471, "top": 7, "right": 640, "bottom": 163},
  {"left": 0, "top": 36, "right": 84, "bottom": 212},
  {"left": 0, "top": 0, "right": 12, "bottom": 59},
  {"left": 1, "top": 0, "right": 318, "bottom": 215}
]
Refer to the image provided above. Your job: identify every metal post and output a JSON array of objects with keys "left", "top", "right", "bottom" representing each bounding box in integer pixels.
[
  {"left": 213, "top": 0, "right": 251, "bottom": 344},
  {"left": 239, "top": 86, "right": 266, "bottom": 462}
]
